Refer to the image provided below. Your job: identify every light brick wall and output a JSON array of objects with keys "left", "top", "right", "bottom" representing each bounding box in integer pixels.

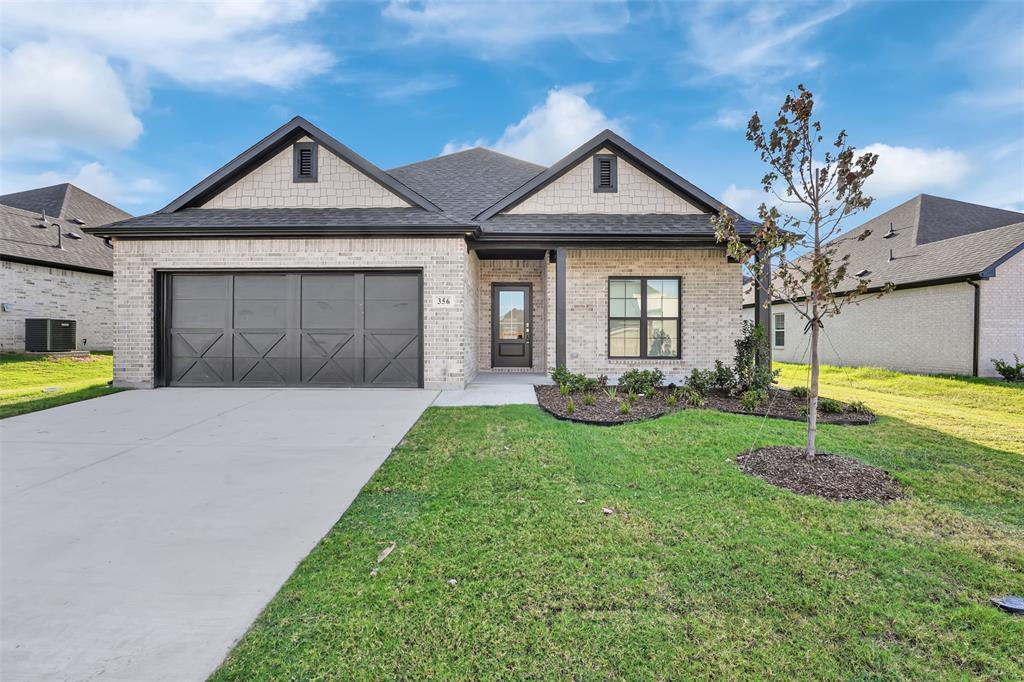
[
  {"left": 202, "top": 137, "right": 409, "bottom": 209},
  {"left": 748, "top": 282, "right": 976, "bottom": 375},
  {"left": 562, "top": 248, "right": 742, "bottom": 382},
  {"left": 476, "top": 259, "right": 548, "bottom": 371},
  {"left": 0, "top": 260, "right": 113, "bottom": 352},
  {"left": 112, "top": 237, "right": 470, "bottom": 389},
  {"left": 979, "top": 249, "right": 1024, "bottom": 377},
  {"left": 464, "top": 251, "right": 480, "bottom": 383},
  {"left": 508, "top": 149, "right": 703, "bottom": 215}
]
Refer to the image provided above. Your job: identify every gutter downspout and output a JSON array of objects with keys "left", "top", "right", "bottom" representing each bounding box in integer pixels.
[{"left": 968, "top": 280, "right": 981, "bottom": 377}]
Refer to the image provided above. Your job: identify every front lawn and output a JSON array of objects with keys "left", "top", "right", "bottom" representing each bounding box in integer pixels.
[
  {"left": 0, "top": 352, "right": 121, "bottom": 419},
  {"left": 213, "top": 373, "right": 1024, "bottom": 679}
]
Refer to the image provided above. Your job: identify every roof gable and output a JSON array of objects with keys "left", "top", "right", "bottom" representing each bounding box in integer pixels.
[
  {"left": 915, "top": 194, "right": 1024, "bottom": 244},
  {"left": 475, "top": 130, "right": 733, "bottom": 221},
  {"left": 161, "top": 117, "right": 439, "bottom": 213},
  {"left": 0, "top": 183, "right": 130, "bottom": 226}
]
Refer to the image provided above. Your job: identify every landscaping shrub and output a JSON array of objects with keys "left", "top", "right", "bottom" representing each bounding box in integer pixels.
[
  {"left": 566, "top": 397, "right": 576, "bottom": 414},
  {"left": 680, "top": 386, "right": 705, "bottom": 407},
  {"left": 819, "top": 397, "right": 843, "bottom": 414},
  {"left": 740, "top": 389, "right": 768, "bottom": 412},
  {"left": 604, "top": 386, "right": 617, "bottom": 399},
  {"left": 618, "top": 401, "right": 631, "bottom": 414},
  {"left": 626, "top": 391, "right": 638, "bottom": 404},
  {"left": 733, "top": 321, "right": 779, "bottom": 393},
  {"left": 618, "top": 368, "right": 665, "bottom": 395},
  {"left": 685, "top": 368, "right": 715, "bottom": 396},
  {"left": 848, "top": 400, "right": 872, "bottom": 414},
  {"left": 583, "top": 393, "right": 597, "bottom": 406},
  {"left": 665, "top": 392, "right": 678, "bottom": 407},
  {"left": 713, "top": 360, "right": 736, "bottom": 391},
  {"left": 992, "top": 354, "right": 1024, "bottom": 382},
  {"left": 549, "top": 366, "right": 598, "bottom": 393},
  {"left": 790, "top": 385, "right": 808, "bottom": 399}
]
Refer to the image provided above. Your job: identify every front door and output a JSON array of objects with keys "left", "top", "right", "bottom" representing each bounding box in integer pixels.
[{"left": 491, "top": 284, "right": 531, "bottom": 368}]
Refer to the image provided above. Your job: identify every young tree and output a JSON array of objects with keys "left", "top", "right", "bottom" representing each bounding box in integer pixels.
[{"left": 713, "top": 84, "right": 889, "bottom": 458}]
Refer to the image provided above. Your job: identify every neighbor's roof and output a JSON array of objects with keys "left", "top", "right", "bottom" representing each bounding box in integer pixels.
[
  {"left": 1, "top": 183, "right": 131, "bottom": 227},
  {"left": 743, "top": 194, "right": 1024, "bottom": 305},
  {"left": 88, "top": 118, "right": 755, "bottom": 241}
]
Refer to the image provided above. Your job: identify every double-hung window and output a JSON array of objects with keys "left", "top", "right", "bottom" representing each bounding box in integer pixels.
[
  {"left": 608, "top": 277, "right": 680, "bottom": 359},
  {"left": 774, "top": 312, "right": 785, "bottom": 347}
]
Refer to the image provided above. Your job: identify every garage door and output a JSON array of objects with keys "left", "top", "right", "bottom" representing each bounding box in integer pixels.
[{"left": 163, "top": 272, "right": 421, "bottom": 387}]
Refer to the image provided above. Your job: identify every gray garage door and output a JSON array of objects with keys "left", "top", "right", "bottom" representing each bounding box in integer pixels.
[{"left": 164, "top": 272, "right": 421, "bottom": 387}]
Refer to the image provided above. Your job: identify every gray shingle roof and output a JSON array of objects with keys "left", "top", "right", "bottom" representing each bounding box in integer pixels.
[
  {"left": 743, "top": 194, "right": 1024, "bottom": 304},
  {"left": 1, "top": 183, "right": 131, "bottom": 227},
  {"left": 388, "top": 147, "right": 544, "bottom": 221},
  {"left": 0, "top": 203, "right": 116, "bottom": 274},
  {"left": 480, "top": 212, "right": 757, "bottom": 236}
]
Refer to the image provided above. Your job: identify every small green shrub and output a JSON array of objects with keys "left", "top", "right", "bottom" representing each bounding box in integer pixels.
[
  {"left": 819, "top": 397, "right": 843, "bottom": 414},
  {"left": 681, "top": 387, "right": 706, "bottom": 407},
  {"left": 992, "top": 354, "right": 1024, "bottom": 382},
  {"left": 626, "top": 391, "right": 638, "bottom": 404},
  {"left": 604, "top": 387, "right": 617, "bottom": 399},
  {"left": 686, "top": 368, "right": 715, "bottom": 396},
  {"left": 848, "top": 400, "right": 871, "bottom": 414},
  {"left": 732, "top": 321, "right": 779, "bottom": 392},
  {"left": 618, "top": 401, "right": 632, "bottom": 415},
  {"left": 549, "top": 366, "right": 598, "bottom": 393},
  {"left": 798, "top": 406, "right": 809, "bottom": 417},
  {"left": 618, "top": 368, "right": 665, "bottom": 395},
  {"left": 740, "top": 389, "right": 768, "bottom": 412},
  {"left": 713, "top": 360, "right": 736, "bottom": 391},
  {"left": 790, "top": 385, "right": 808, "bottom": 399},
  {"left": 583, "top": 393, "right": 597, "bottom": 406},
  {"left": 559, "top": 383, "right": 571, "bottom": 396},
  {"left": 566, "top": 397, "right": 576, "bottom": 414},
  {"left": 665, "top": 393, "right": 678, "bottom": 407}
]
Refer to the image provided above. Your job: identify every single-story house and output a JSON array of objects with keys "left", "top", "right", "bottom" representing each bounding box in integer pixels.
[
  {"left": 744, "top": 194, "right": 1024, "bottom": 377},
  {"left": 1, "top": 184, "right": 131, "bottom": 352},
  {"left": 86, "top": 117, "right": 760, "bottom": 390}
]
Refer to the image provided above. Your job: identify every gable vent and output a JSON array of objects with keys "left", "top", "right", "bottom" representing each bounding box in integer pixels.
[
  {"left": 593, "top": 154, "right": 617, "bottom": 192},
  {"left": 292, "top": 142, "right": 318, "bottom": 183}
]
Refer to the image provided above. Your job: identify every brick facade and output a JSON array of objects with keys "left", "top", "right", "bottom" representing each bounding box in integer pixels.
[
  {"left": 111, "top": 237, "right": 471, "bottom": 389},
  {"left": 0, "top": 260, "right": 113, "bottom": 352},
  {"left": 201, "top": 137, "right": 410, "bottom": 209},
  {"left": 508, "top": 149, "right": 703, "bottom": 215},
  {"left": 979, "top": 249, "right": 1024, "bottom": 376}
]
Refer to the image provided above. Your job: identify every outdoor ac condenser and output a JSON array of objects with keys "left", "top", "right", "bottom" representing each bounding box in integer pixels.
[{"left": 24, "top": 319, "right": 77, "bottom": 352}]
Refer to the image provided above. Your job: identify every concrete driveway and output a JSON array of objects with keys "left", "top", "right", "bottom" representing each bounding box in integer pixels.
[{"left": 1, "top": 387, "right": 437, "bottom": 682}]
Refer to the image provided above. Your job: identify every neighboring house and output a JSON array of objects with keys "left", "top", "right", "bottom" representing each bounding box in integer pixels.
[
  {"left": 1, "top": 184, "right": 131, "bottom": 352},
  {"left": 87, "top": 116, "right": 758, "bottom": 390},
  {"left": 743, "top": 195, "right": 1024, "bottom": 377}
]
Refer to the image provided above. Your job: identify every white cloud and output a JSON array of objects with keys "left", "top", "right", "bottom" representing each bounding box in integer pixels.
[
  {"left": 861, "top": 143, "right": 972, "bottom": 198},
  {"left": 1, "top": 162, "right": 164, "bottom": 208},
  {"left": 443, "top": 85, "right": 623, "bottom": 165},
  {"left": 375, "top": 74, "right": 458, "bottom": 100},
  {"left": 680, "top": 2, "right": 852, "bottom": 83},
  {"left": 722, "top": 184, "right": 766, "bottom": 218},
  {"left": 710, "top": 108, "right": 749, "bottom": 130},
  {"left": 383, "top": 0, "right": 629, "bottom": 56},
  {"left": 1, "top": 42, "right": 144, "bottom": 155}
]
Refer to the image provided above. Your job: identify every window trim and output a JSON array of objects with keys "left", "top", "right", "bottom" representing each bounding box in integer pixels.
[
  {"left": 593, "top": 154, "right": 617, "bottom": 193},
  {"left": 773, "top": 312, "right": 785, "bottom": 348},
  {"left": 607, "top": 276, "right": 681, "bottom": 360},
  {"left": 293, "top": 142, "right": 318, "bottom": 183}
]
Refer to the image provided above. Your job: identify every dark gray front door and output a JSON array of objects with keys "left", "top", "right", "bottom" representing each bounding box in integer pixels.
[
  {"left": 491, "top": 284, "right": 531, "bottom": 368},
  {"left": 165, "top": 272, "right": 421, "bottom": 387}
]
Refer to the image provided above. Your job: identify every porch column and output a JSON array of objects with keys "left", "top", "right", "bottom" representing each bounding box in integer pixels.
[
  {"left": 753, "top": 250, "right": 772, "bottom": 368},
  {"left": 555, "top": 247, "right": 567, "bottom": 368}
]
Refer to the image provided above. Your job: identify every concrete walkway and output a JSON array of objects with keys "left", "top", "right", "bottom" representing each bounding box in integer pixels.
[
  {"left": 432, "top": 372, "right": 550, "bottom": 406},
  {"left": 1, "top": 387, "right": 437, "bottom": 682}
]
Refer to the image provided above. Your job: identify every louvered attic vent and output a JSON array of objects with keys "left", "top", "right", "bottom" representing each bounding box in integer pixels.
[
  {"left": 293, "top": 142, "right": 318, "bottom": 182},
  {"left": 593, "top": 154, "right": 617, "bottom": 192}
]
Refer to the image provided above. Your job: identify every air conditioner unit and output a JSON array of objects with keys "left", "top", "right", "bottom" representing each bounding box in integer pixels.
[{"left": 25, "top": 319, "right": 77, "bottom": 352}]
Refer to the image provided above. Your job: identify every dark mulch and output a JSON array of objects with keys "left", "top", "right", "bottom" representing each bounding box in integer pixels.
[
  {"left": 534, "top": 384, "right": 670, "bottom": 425},
  {"left": 737, "top": 445, "right": 905, "bottom": 502},
  {"left": 704, "top": 388, "right": 876, "bottom": 425}
]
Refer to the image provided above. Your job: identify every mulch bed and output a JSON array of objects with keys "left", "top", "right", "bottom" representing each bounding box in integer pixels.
[
  {"left": 736, "top": 445, "right": 905, "bottom": 502},
  {"left": 534, "top": 384, "right": 671, "bottom": 425},
  {"left": 535, "top": 385, "right": 875, "bottom": 426},
  {"left": 704, "top": 388, "right": 876, "bottom": 425}
]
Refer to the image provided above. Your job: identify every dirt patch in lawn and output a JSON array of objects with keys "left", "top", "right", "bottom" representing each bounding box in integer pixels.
[
  {"left": 704, "top": 388, "right": 876, "bottom": 425},
  {"left": 534, "top": 385, "right": 670, "bottom": 425},
  {"left": 737, "top": 445, "right": 905, "bottom": 502}
]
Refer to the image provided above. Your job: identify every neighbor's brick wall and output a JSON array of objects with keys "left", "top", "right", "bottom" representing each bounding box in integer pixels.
[
  {"left": 202, "top": 136, "right": 409, "bottom": 209},
  {"left": 562, "top": 248, "right": 742, "bottom": 382},
  {"left": 752, "top": 282, "right": 975, "bottom": 375},
  {"left": 476, "top": 259, "right": 547, "bottom": 371},
  {"left": 112, "top": 237, "right": 470, "bottom": 389},
  {"left": 508, "top": 149, "right": 703, "bottom": 215},
  {"left": 0, "top": 260, "right": 113, "bottom": 352},
  {"left": 979, "top": 249, "right": 1024, "bottom": 377}
]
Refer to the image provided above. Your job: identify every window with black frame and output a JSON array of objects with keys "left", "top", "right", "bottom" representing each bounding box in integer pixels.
[{"left": 608, "top": 277, "right": 680, "bottom": 359}]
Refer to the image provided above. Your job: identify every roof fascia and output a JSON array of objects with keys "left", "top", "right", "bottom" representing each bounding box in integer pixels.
[
  {"left": 0, "top": 253, "right": 112, "bottom": 276},
  {"left": 160, "top": 117, "right": 440, "bottom": 213},
  {"left": 85, "top": 225, "right": 479, "bottom": 239}
]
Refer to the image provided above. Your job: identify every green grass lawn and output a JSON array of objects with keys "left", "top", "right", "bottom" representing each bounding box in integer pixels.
[
  {"left": 0, "top": 352, "right": 121, "bottom": 419},
  {"left": 213, "top": 370, "right": 1024, "bottom": 680}
]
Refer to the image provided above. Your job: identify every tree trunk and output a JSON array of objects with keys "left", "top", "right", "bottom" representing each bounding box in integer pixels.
[{"left": 806, "top": 305, "right": 820, "bottom": 460}]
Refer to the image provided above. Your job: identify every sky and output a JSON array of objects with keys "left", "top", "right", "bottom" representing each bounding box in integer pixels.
[{"left": 1, "top": 0, "right": 1022, "bottom": 223}]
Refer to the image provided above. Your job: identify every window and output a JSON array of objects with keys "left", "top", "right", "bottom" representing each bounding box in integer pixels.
[
  {"left": 608, "top": 277, "right": 680, "bottom": 358},
  {"left": 593, "top": 154, "right": 617, "bottom": 192},
  {"left": 293, "top": 142, "right": 318, "bottom": 182},
  {"left": 774, "top": 312, "right": 785, "bottom": 347}
]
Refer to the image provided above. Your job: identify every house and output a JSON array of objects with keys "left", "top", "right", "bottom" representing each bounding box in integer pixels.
[
  {"left": 1, "top": 184, "right": 131, "bottom": 352},
  {"left": 743, "top": 195, "right": 1024, "bottom": 377},
  {"left": 86, "top": 116, "right": 759, "bottom": 390}
]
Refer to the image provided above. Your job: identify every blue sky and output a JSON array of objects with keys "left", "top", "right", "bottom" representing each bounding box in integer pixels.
[{"left": 2, "top": 0, "right": 1022, "bottom": 222}]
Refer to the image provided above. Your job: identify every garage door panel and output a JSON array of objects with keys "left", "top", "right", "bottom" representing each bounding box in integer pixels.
[{"left": 166, "top": 272, "right": 420, "bottom": 387}]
